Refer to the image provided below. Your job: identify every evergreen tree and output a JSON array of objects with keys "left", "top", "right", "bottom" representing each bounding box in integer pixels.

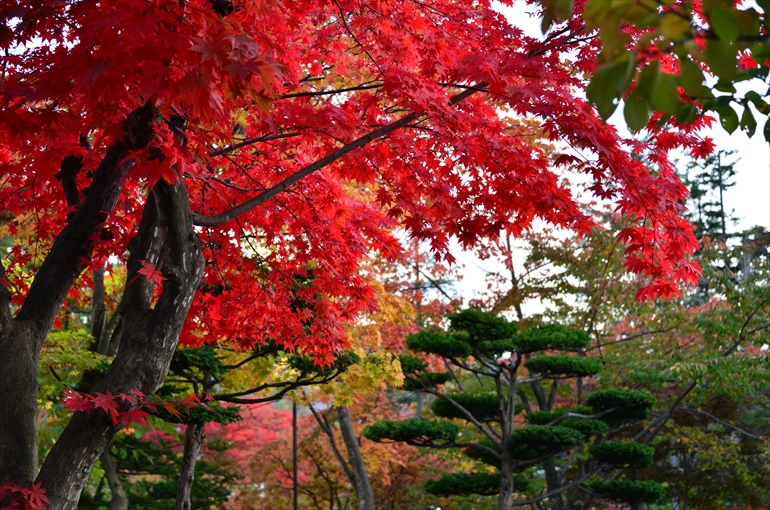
[{"left": 364, "top": 310, "right": 664, "bottom": 510}]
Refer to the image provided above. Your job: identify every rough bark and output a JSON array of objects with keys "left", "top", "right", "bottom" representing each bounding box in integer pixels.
[
  {"left": 91, "top": 267, "right": 107, "bottom": 347},
  {"left": 336, "top": 406, "right": 375, "bottom": 510},
  {"left": 99, "top": 449, "right": 129, "bottom": 510},
  {"left": 176, "top": 423, "right": 205, "bottom": 510},
  {"left": 35, "top": 179, "right": 205, "bottom": 509},
  {"left": 0, "top": 104, "right": 155, "bottom": 485}
]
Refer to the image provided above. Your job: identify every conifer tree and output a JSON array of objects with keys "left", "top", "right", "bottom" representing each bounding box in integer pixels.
[{"left": 364, "top": 310, "right": 663, "bottom": 510}]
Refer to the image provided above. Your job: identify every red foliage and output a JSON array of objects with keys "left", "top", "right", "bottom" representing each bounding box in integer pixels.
[
  {"left": 0, "top": 0, "right": 706, "bottom": 365},
  {"left": 0, "top": 482, "right": 49, "bottom": 510}
]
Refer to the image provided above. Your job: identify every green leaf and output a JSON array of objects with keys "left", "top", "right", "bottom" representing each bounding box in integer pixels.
[
  {"left": 704, "top": 38, "right": 737, "bottom": 82},
  {"left": 717, "top": 105, "right": 739, "bottom": 133},
  {"left": 650, "top": 73, "right": 679, "bottom": 114},
  {"left": 744, "top": 90, "right": 769, "bottom": 114},
  {"left": 624, "top": 92, "right": 650, "bottom": 131},
  {"left": 659, "top": 12, "right": 692, "bottom": 39},
  {"left": 635, "top": 61, "right": 660, "bottom": 99},
  {"left": 679, "top": 59, "right": 705, "bottom": 97},
  {"left": 763, "top": 118, "right": 770, "bottom": 143},
  {"left": 584, "top": 0, "right": 611, "bottom": 29},
  {"left": 586, "top": 55, "right": 637, "bottom": 119},
  {"left": 740, "top": 106, "right": 757, "bottom": 137},
  {"left": 709, "top": 8, "right": 740, "bottom": 42}
]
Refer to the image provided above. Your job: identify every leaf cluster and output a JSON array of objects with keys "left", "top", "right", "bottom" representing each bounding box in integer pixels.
[
  {"left": 431, "top": 393, "right": 500, "bottom": 422},
  {"left": 525, "top": 355, "right": 602, "bottom": 378},
  {"left": 511, "top": 324, "right": 590, "bottom": 353},
  {"left": 405, "top": 330, "right": 472, "bottom": 359},
  {"left": 509, "top": 425, "right": 585, "bottom": 461},
  {"left": 589, "top": 441, "right": 655, "bottom": 467},
  {"left": 584, "top": 478, "right": 665, "bottom": 505},
  {"left": 362, "top": 418, "right": 459, "bottom": 445},
  {"left": 586, "top": 388, "right": 656, "bottom": 424}
]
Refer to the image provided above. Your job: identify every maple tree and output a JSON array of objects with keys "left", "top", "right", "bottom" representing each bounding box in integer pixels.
[{"left": 0, "top": 0, "right": 710, "bottom": 507}]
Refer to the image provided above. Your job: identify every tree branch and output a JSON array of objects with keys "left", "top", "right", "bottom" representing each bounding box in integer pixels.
[{"left": 191, "top": 83, "right": 487, "bottom": 226}]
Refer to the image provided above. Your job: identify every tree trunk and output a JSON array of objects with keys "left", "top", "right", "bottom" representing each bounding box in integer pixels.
[
  {"left": 499, "top": 454, "right": 514, "bottom": 510},
  {"left": 0, "top": 322, "right": 40, "bottom": 484},
  {"left": 0, "top": 104, "right": 156, "bottom": 487},
  {"left": 543, "top": 459, "right": 564, "bottom": 510},
  {"left": 176, "top": 423, "right": 205, "bottom": 510},
  {"left": 35, "top": 180, "right": 204, "bottom": 509},
  {"left": 99, "top": 448, "right": 129, "bottom": 510},
  {"left": 335, "top": 406, "right": 375, "bottom": 510}
]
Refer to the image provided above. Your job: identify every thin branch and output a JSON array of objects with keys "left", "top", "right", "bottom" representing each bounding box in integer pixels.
[
  {"left": 192, "top": 83, "right": 487, "bottom": 226},
  {"left": 207, "top": 132, "right": 302, "bottom": 157},
  {"left": 683, "top": 407, "right": 762, "bottom": 440}
]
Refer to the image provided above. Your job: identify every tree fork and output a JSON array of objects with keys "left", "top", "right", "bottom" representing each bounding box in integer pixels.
[
  {"left": 35, "top": 179, "right": 204, "bottom": 509},
  {"left": 0, "top": 104, "right": 155, "bottom": 486}
]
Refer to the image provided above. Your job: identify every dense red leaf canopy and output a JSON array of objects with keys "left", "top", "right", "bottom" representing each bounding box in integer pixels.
[{"left": 0, "top": 0, "right": 707, "bottom": 363}]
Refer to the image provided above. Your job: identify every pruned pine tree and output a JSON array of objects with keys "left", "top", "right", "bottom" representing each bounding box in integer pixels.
[{"left": 364, "top": 310, "right": 663, "bottom": 510}]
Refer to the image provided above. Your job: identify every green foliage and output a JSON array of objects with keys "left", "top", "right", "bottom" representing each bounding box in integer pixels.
[
  {"left": 510, "top": 425, "right": 585, "bottom": 461},
  {"left": 431, "top": 393, "right": 500, "bottom": 422},
  {"left": 525, "top": 355, "right": 602, "bottom": 378},
  {"left": 511, "top": 324, "right": 590, "bottom": 353},
  {"left": 424, "top": 472, "right": 500, "bottom": 496},
  {"left": 448, "top": 309, "right": 517, "bottom": 341},
  {"left": 589, "top": 441, "right": 655, "bottom": 467},
  {"left": 398, "top": 354, "right": 428, "bottom": 374},
  {"left": 150, "top": 402, "right": 241, "bottom": 425},
  {"left": 170, "top": 346, "right": 226, "bottom": 380},
  {"left": 288, "top": 350, "right": 360, "bottom": 374},
  {"left": 406, "top": 330, "right": 472, "bottom": 359},
  {"left": 585, "top": 478, "right": 665, "bottom": 505},
  {"left": 559, "top": 417, "right": 609, "bottom": 436},
  {"left": 78, "top": 434, "right": 236, "bottom": 510},
  {"left": 363, "top": 418, "right": 459, "bottom": 445},
  {"left": 586, "top": 388, "right": 655, "bottom": 424},
  {"left": 526, "top": 407, "right": 609, "bottom": 435},
  {"left": 527, "top": 406, "right": 594, "bottom": 425},
  {"left": 402, "top": 372, "right": 451, "bottom": 391}
]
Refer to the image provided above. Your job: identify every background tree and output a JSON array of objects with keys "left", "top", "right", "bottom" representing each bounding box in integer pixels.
[
  {"left": 470, "top": 198, "right": 770, "bottom": 509},
  {"left": 364, "top": 310, "right": 664, "bottom": 510}
]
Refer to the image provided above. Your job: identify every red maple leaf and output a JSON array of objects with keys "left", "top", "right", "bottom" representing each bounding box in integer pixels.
[
  {"left": 24, "top": 482, "right": 49, "bottom": 510},
  {"left": 118, "top": 407, "right": 151, "bottom": 428},
  {"left": 137, "top": 260, "right": 167, "bottom": 288},
  {"left": 62, "top": 390, "right": 94, "bottom": 413},
  {"left": 92, "top": 392, "right": 120, "bottom": 425}
]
